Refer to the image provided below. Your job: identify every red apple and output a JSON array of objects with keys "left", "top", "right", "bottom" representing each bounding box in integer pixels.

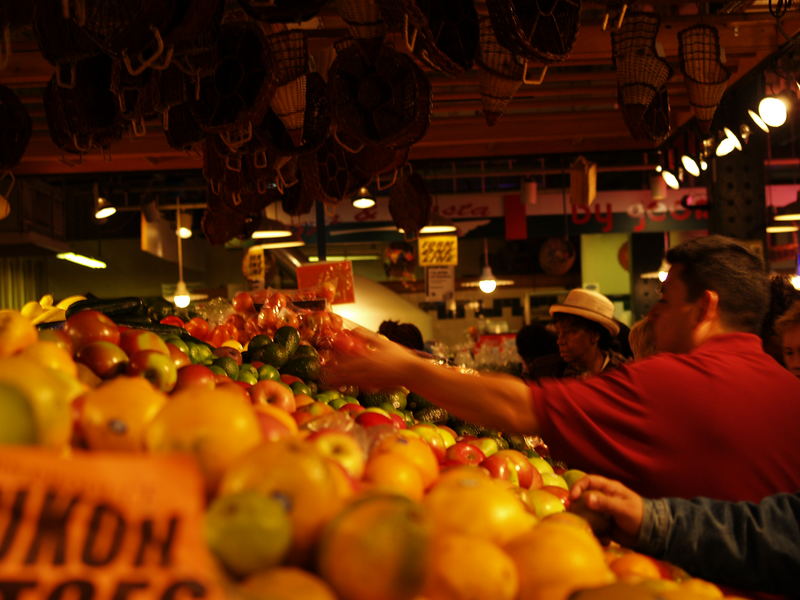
[
  {"left": 126, "top": 350, "right": 177, "bottom": 392},
  {"left": 389, "top": 413, "right": 407, "bottom": 429},
  {"left": 493, "top": 449, "right": 538, "bottom": 489},
  {"left": 213, "top": 346, "right": 242, "bottom": 365},
  {"left": 480, "top": 453, "right": 520, "bottom": 486},
  {"left": 293, "top": 402, "right": 334, "bottom": 427},
  {"left": 307, "top": 430, "right": 366, "bottom": 479},
  {"left": 166, "top": 343, "right": 191, "bottom": 369},
  {"left": 174, "top": 364, "right": 216, "bottom": 391},
  {"left": 254, "top": 410, "right": 294, "bottom": 442},
  {"left": 75, "top": 341, "right": 129, "bottom": 379},
  {"left": 279, "top": 374, "right": 302, "bottom": 386},
  {"left": 355, "top": 411, "right": 394, "bottom": 428},
  {"left": 65, "top": 310, "right": 120, "bottom": 350},
  {"left": 410, "top": 424, "right": 447, "bottom": 461},
  {"left": 445, "top": 441, "right": 486, "bottom": 466},
  {"left": 120, "top": 329, "right": 169, "bottom": 357},
  {"left": 541, "top": 485, "right": 570, "bottom": 508},
  {"left": 338, "top": 403, "right": 365, "bottom": 417},
  {"left": 249, "top": 380, "right": 296, "bottom": 413},
  {"left": 216, "top": 381, "right": 251, "bottom": 405}
]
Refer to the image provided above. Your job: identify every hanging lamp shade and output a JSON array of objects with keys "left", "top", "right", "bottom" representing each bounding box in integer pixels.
[
  {"left": 774, "top": 195, "right": 800, "bottom": 222},
  {"left": 251, "top": 217, "right": 292, "bottom": 239}
]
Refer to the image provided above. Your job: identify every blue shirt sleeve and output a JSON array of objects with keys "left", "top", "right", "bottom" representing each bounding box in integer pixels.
[{"left": 635, "top": 493, "right": 800, "bottom": 594}]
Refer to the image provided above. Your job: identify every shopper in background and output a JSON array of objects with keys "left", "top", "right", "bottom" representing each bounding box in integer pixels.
[
  {"left": 628, "top": 316, "right": 657, "bottom": 360},
  {"left": 515, "top": 323, "right": 558, "bottom": 377},
  {"left": 530, "top": 288, "right": 628, "bottom": 379},
  {"left": 325, "top": 235, "right": 800, "bottom": 502},
  {"left": 377, "top": 320, "right": 425, "bottom": 352},
  {"left": 761, "top": 273, "right": 800, "bottom": 362},
  {"left": 569, "top": 474, "right": 800, "bottom": 595},
  {"left": 775, "top": 300, "right": 800, "bottom": 378}
]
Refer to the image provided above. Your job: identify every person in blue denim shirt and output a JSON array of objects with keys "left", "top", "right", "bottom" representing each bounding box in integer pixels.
[{"left": 569, "top": 474, "right": 800, "bottom": 595}]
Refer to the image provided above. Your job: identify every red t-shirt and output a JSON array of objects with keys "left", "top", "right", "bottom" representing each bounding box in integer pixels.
[{"left": 530, "top": 333, "right": 800, "bottom": 502}]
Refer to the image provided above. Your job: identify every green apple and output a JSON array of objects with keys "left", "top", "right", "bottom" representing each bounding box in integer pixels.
[
  {"left": 471, "top": 437, "right": 499, "bottom": 457},
  {"left": 307, "top": 430, "right": 366, "bottom": 479},
  {"left": 0, "top": 382, "right": 37, "bottom": 445},
  {"left": 435, "top": 426, "right": 456, "bottom": 448},
  {"left": 528, "top": 456, "right": 555, "bottom": 476},
  {"left": 329, "top": 397, "right": 349, "bottom": 410},
  {"left": 362, "top": 406, "right": 391, "bottom": 417},
  {"left": 562, "top": 468, "right": 587, "bottom": 490},
  {"left": 541, "top": 472, "right": 569, "bottom": 490},
  {"left": 524, "top": 488, "right": 566, "bottom": 518},
  {"left": 204, "top": 491, "right": 292, "bottom": 577}
]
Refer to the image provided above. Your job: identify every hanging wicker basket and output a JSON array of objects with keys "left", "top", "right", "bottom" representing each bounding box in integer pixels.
[
  {"left": 265, "top": 30, "right": 309, "bottom": 87},
  {"left": 336, "top": 0, "right": 386, "bottom": 40},
  {"left": 389, "top": 167, "right": 433, "bottom": 240},
  {"left": 0, "top": 85, "right": 32, "bottom": 170},
  {"left": 236, "top": 0, "right": 327, "bottom": 24},
  {"left": 679, "top": 25, "right": 730, "bottom": 133},
  {"left": 476, "top": 17, "right": 525, "bottom": 126},
  {"left": 271, "top": 75, "right": 307, "bottom": 146}
]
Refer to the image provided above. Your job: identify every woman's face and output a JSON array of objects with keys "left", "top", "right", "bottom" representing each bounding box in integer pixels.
[
  {"left": 554, "top": 317, "right": 599, "bottom": 364},
  {"left": 782, "top": 324, "right": 800, "bottom": 379}
]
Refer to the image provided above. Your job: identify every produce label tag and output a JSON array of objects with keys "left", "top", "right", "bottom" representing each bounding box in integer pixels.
[
  {"left": 418, "top": 236, "right": 458, "bottom": 266},
  {"left": 0, "top": 447, "right": 225, "bottom": 599},
  {"left": 296, "top": 261, "right": 356, "bottom": 304}
]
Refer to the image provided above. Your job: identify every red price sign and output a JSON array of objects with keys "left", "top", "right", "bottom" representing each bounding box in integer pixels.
[{"left": 296, "top": 261, "right": 356, "bottom": 305}]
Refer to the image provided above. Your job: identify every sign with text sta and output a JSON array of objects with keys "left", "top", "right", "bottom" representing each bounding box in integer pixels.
[
  {"left": 0, "top": 447, "right": 225, "bottom": 599},
  {"left": 418, "top": 235, "right": 458, "bottom": 267}
]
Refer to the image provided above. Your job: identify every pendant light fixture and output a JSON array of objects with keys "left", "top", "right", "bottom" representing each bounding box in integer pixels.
[
  {"left": 173, "top": 195, "right": 190, "bottom": 308},
  {"left": 478, "top": 238, "right": 497, "bottom": 294},
  {"left": 176, "top": 211, "right": 193, "bottom": 239},
  {"left": 774, "top": 193, "right": 800, "bottom": 222},
  {"left": 251, "top": 204, "right": 292, "bottom": 239},
  {"left": 351, "top": 187, "right": 376, "bottom": 209},
  {"left": 93, "top": 183, "right": 116, "bottom": 219},
  {"left": 758, "top": 94, "right": 789, "bottom": 127}
]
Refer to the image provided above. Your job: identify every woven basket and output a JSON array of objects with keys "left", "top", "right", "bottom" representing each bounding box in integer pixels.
[
  {"left": 486, "top": 0, "right": 581, "bottom": 63},
  {"left": 0, "top": 85, "right": 32, "bottom": 170},
  {"left": 33, "top": 0, "right": 101, "bottom": 86},
  {"left": 476, "top": 17, "right": 524, "bottom": 125},
  {"left": 611, "top": 11, "right": 660, "bottom": 60},
  {"left": 314, "top": 135, "right": 370, "bottom": 201},
  {"left": 236, "top": 0, "right": 327, "bottom": 24},
  {"left": 336, "top": 0, "right": 386, "bottom": 40},
  {"left": 271, "top": 76, "right": 307, "bottom": 146},
  {"left": 620, "top": 85, "right": 671, "bottom": 143},
  {"left": 616, "top": 54, "right": 671, "bottom": 107},
  {"left": 389, "top": 168, "right": 432, "bottom": 240},
  {"left": 679, "top": 25, "right": 730, "bottom": 133},
  {"left": 163, "top": 101, "right": 204, "bottom": 151},
  {"left": 265, "top": 30, "right": 309, "bottom": 87}
]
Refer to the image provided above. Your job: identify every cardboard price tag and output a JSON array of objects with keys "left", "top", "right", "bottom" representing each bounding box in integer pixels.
[
  {"left": 0, "top": 447, "right": 225, "bottom": 599},
  {"left": 418, "top": 236, "right": 458, "bottom": 267}
]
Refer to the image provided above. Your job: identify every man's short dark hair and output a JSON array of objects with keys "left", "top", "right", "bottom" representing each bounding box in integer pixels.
[
  {"left": 378, "top": 320, "right": 425, "bottom": 351},
  {"left": 665, "top": 235, "right": 769, "bottom": 334},
  {"left": 516, "top": 323, "right": 558, "bottom": 361},
  {"left": 552, "top": 313, "right": 613, "bottom": 350}
]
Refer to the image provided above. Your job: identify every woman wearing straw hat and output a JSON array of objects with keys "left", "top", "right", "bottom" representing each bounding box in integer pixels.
[{"left": 535, "top": 288, "right": 628, "bottom": 379}]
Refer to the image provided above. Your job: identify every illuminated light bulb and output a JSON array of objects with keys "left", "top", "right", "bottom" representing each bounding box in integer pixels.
[
  {"left": 715, "top": 137, "right": 735, "bottom": 157},
  {"left": 661, "top": 169, "right": 680, "bottom": 190},
  {"left": 173, "top": 281, "right": 191, "bottom": 308},
  {"left": 681, "top": 155, "right": 700, "bottom": 177},
  {"left": 478, "top": 265, "right": 497, "bottom": 294},
  {"left": 758, "top": 96, "right": 788, "bottom": 127}
]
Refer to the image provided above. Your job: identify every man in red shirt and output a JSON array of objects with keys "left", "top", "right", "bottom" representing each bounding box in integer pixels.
[{"left": 324, "top": 235, "right": 800, "bottom": 502}]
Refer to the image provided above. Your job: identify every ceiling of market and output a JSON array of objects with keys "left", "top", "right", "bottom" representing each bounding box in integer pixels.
[{"left": 3, "top": 0, "right": 799, "bottom": 180}]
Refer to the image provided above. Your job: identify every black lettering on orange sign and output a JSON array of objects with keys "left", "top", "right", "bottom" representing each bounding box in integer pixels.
[
  {"left": 161, "top": 580, "right": 207, "bottom": 599},
  {"left": 0, "top": 490, "right": 27, "bottom": 560},
  {"left": 0, "top": 581, "right": 36, "bottom": 599},
  {"left": 420, "top": 240, "right": 455, "bottom": 265},
  {"left": 48, "top": 580, "right": 93, "bottom": 600},
  {"left": 134, "top": 517, "right": 179, "bottom": 567},
  {"left": 111, "top": 582, "right": 149, "bottom": 600},
  {"left": 82, "top": 503, "right": 126, "bottom": 567},
  {"left": 24, "top": 489, "right": 80, "bottom": 565}
]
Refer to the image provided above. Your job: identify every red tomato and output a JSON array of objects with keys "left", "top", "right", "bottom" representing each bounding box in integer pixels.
[
  {"left": 264, "top": 292, "right": 289, "bottom": 312},
  {"left": 64, "top": 310, "right": 120, "bottom": 350},
  {"left": 225, "top": 314, "right": 246, "bottom": 331},
  {"left": 160, "top": 316, "right": 185, "bottom": 328},
  {"left": 244, "top": 318, "right": 261, "bottom": 340},
  {"left": 185, "top": 317, "right": 210, "bottom": 341},
  {"left": 208, "top": 326, "right": 230, "bottom": 348},
  {"left": 232, "top": 291, "right": 255, "bottom": 314}
]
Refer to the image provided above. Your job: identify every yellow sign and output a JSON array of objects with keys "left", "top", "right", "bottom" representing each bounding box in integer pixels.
[
  {"left": 0, "top": 447, "right": 225, "bottom": 599},
  {"left": 418, "top": 236, "right": 458, "bottom": 266}
]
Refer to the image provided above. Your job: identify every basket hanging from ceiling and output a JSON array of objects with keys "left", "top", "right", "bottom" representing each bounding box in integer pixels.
[
  {"left": 611, "top": 11, "right": 672, "bottom": 143},
  {"left": 202, "top": 192, "right": 258, "bottom": 245},
  {"left": 32, "top": 0, "right": 102, "bottom": 87},
  {"left": 42, "top": 54, "right": 124, "bottom": 154},
  {"left": 476, "top": 17, "right": 525, "bottom": 126},
  {"left": 192, "top": 21, "right": 273, "bottom": 150},
  {"left": 163, "top": 0, "right": 223, "bottom": 79},
  {"left": 350, "top": 141, "right": 408, "bottom": 185},
  {"left": 313, "top": 136, "right": 369, "bottom": 202},
  {"left": 164, "top": 101, "right": 204, "bottom": 151},
  {"left": 486, "top": 0, "right": 581, "bottom": 63},
  {"left": 336, "top": 0, "right": 386, "bottom": 40},
  {"left": 377, "top": 0, "right": 478, "bottom": 75},
  {"left": 679, "top": 25, "right": 730, "bottom": 133},
  {"left": 271, "top": 76, "right": 308, "bottom": 147},
  {"left": 110, "top": 59, "right": 159, "bottom": 136},
  {"left": 389, "top": 167, "right": 432, "bottom": 240},
  {"left": 328, "top": 42, "right": 431, "bottom": 150},
  {"left": 265, "top": 31, "right": 309, "bottom": 87},
  {"left": 236, "top": 0, "right": 327, "bottom": 23},
  {"left": 0, "top": 85, "right": 32, "bottom": 170},
  {"left": 256, "top": 71, "right": 331, "bottom": 156},
  {"left": 76, "top": 0, "right": 178, "bottom": 74}
]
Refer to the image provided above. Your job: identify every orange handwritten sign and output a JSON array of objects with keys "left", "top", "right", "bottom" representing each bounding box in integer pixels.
[
  {"left": 0, "top": 447, "right": 225, "bottom": 599},
  {"left": 296, "top": 261, "right": 355, "bottom": 304}
]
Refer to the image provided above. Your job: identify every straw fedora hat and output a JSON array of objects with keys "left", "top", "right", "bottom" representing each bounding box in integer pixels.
[{"left": 549, "top": 289, "right": 620, "bottom": 337}]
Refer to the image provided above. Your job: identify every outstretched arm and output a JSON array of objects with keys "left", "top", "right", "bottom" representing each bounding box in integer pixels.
[{"left": 323, "top": 328, "right": 540, "bottom": 434}]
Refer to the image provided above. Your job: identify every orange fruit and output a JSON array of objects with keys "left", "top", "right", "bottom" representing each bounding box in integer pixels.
[
  {"left": 80, "top": 377, "right": 168, "bottom": 451},
  {"left": 364, "top": 452, "right": 425, "bottom": 501},
  {"left": 18, "top": 341, "right": 77, "bottom": 377},
  {"left": 423, "top": 533, "right": 518, "bottom": 600},
  {"left": 145, "top": 386, "right": 261, "bottom": 493},
  {"left": 505, "top": 520, "right": 614, "bottom": 600},
  {"left": 221, "top": 438, "right": 348, "bottom": 563},
  {"left": 372, "top": 433, "right": 439, "bottom": 489},
  {"left": 423, "top": 475, "right": 537, "bottom": 545},
  {"left": 610, "top": 552, "right": 663, "bottom": 581},
  {"left": 318, "top": 494, "right": 431, "bottom": 600},
  {"left": 0, "top": 309, "right": 37, "bottom": 358},
  {"left": 240, "top": 567, "right": 336, "bottom": 600}
]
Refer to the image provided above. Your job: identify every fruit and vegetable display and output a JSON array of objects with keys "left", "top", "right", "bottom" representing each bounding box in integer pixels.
[{"left": 0, "top": 296, "right": 744, "bottom": 600}]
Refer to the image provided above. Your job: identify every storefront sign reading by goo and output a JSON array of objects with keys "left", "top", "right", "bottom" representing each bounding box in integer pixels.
[
  {"left": 425, "top": 266, "right": 455, "bottom": 301},
  {"left": 296, "top": 261, "right": 356, "bottom": 304},
  {"left": 418, "top": 236, "right": 458, "bottom": 267},
  {"left": 0, "top": 447, "right": 225, "bottom": 599}
]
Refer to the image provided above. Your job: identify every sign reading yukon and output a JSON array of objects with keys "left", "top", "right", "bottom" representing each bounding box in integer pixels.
[{"left": 0, "top": 448, "right": 224, "bottom": 599}]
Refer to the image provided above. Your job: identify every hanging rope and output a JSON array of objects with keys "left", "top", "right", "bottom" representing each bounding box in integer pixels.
[{"left": 769, "top": 0, "right": 792, "bottom": 19}]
